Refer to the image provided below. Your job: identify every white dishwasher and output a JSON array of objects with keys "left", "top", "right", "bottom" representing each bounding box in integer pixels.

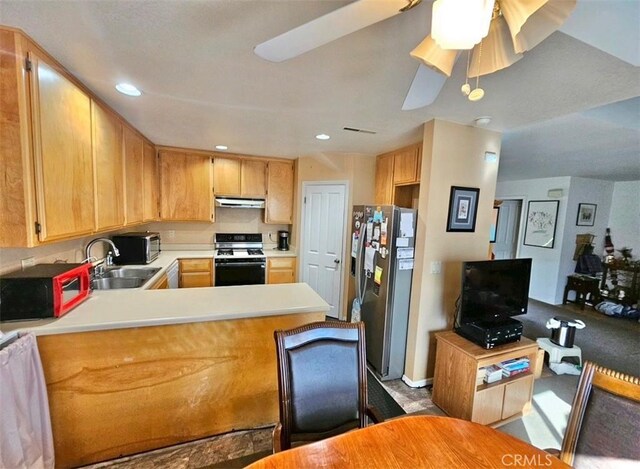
[{"left": 166, "top": 261, "right": 179, "bottom": 289}]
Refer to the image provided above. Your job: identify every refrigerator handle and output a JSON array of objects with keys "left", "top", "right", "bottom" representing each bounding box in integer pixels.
[{"left": 356, "top": 222, "right": 366, "bottom": 303}]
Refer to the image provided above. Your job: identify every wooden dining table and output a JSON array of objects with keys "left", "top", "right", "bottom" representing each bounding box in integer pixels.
[{"left": 246, "top": 416, "right": 570, "bottom": 468}]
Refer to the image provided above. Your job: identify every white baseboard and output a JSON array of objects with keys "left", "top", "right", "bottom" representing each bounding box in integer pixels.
[{"left": 402, "top": 375, "right": 433, "bottom": 388}]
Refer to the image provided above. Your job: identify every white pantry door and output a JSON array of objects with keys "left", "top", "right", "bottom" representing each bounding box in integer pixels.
[{"left": 301, "top": 183, "right": 347, "bottom": 319}]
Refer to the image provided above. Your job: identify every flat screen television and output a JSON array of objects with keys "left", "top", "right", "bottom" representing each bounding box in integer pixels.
[{"left": 459, "top": 258, "right": 532, "bottom": 326}]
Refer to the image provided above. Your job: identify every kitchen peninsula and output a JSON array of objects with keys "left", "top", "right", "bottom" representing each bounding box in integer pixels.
[{"left": 2, "top": 252, "right": 328, "bottom": 468}]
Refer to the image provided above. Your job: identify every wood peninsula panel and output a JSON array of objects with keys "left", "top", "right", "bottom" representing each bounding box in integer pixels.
[
  {"left": 159, "top": 150, "right": 213, "bottom": 221},
  {"left": 265, "top": 160, "right": 294, "bottom": 224},
  {"left": 37, "top": 312, "right": 324, "bottom": 467},
  {"left": 142, "top": 141, "right": 158, "bottom": 221},
  {"left": 0, "top": 29, "right": 36, "bottom": 246},
  {"left": 123, "top": 126, "right": 144, "bottom": 224},
  {"left": 241, "top": 159, "right": 266, "bottom": 197},
  {"left": 374, "top": 153, "right": 394, "bottom": 205},
  {"left": 30, "top": 51, "right": 94, "bottom": 241},
  {"left": 92, "top": 102, "right": 125, "bottom": 231},
  {"left": 213, "top": 156, "right": 241, "bottom": 195}
]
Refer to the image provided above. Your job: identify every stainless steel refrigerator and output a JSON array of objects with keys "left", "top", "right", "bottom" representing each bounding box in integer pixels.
[{"left": 348, "top": 205, "right": 416, "bottom": 381}]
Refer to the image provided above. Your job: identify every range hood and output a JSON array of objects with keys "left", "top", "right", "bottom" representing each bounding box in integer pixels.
[{"left": 215, "top": 196, "right": 265, "bottom": 209}]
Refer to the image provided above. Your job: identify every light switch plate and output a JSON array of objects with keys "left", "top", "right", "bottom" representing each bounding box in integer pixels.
[
  {"left": 167, "top": 230, "right": 176, "bottom": 239},
  {"left": 430, "top": 261, "right": 442, "bottom": 274},
  {"left": 21, "top": 257, "right": 36, "bottom": 269}
]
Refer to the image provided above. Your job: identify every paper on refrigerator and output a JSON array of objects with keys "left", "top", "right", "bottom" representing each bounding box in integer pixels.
[
  {"left": 364, "top": 246, "right": 375, "bottom": 273},
  {"left": 400, "top": 212, "right": 414, "bottom": 238}
]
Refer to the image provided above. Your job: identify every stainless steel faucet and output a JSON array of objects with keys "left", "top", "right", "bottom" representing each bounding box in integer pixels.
[{"left": 84, "top": 238, "right": 120, "bottom": 275}]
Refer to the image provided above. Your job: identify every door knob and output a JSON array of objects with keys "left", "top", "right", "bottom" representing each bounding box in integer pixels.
[{"left": 334, "top": 259, "right": 340, "bottom": 264}]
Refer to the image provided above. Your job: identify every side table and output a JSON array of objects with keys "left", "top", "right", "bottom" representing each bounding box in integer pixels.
[{"left": 563, "top": 275, "right": 599, "bottom": 309}]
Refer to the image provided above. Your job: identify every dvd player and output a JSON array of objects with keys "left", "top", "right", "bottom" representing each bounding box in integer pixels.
[{"left": 455, "top": 318, "right": 523, "bottom": 349}]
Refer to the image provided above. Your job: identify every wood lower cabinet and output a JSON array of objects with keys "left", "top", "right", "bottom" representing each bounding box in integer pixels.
[
  {"left": 179, "top": 258, "right": 213, "bottom": 288},
  {"left": 92, "top": 102, "right": 125, "bottom": 231},
  {"left": 159, "top": 150, "right": 213, "bottom": 221},
  {"left": 29, "top": 50, "right": 95, "bottom": 242},
  {"left": 267, "top": 257, "right": 296, "bottom": 284},
  {"left": 432, "top": 331, "right": 538, "bottom": 427},
  {"left": 150, "top": 273, "right": 168, "bottom": 289},
  {"left": 265, "top": 160, "right": 294, "bottom": 224}
]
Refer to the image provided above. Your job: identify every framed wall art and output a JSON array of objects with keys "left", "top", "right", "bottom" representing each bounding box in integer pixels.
[
  {"left": 446, "top": 186, "right": 480, "bottom": 232},
  {"left": 489, "top": 206, "right": 500, "bottom": 243},
  {"left": 523, "top": 200, "right": 559, "bottom": 248},
  {"left": 576, "top": 203, "right": 597, "bottom": 226}
]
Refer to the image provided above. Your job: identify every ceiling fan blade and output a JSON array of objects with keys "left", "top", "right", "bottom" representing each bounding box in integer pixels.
[
  {"left": 402, "top": 64, "right": 447, "bottom": 111},
  {"left": 254, "top": 0, "right": 412, "bottom": 62}
]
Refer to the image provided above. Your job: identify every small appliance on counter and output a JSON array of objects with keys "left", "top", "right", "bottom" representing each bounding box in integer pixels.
[
  {"left": 0, "top": 263, "right": 92, "bottom": 321},
  {"left": 277, "top": 230, "right": 290, "bottom": 251},
  {"left": 111, "top": 232, "right": 161, "bottom": 265}
]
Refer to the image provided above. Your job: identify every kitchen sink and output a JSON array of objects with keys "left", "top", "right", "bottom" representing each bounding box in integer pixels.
[
  {"left": 91, "top": 267, "right": 161, "bottom": 290},
  {"left": 103, "top": 267, "right": 161, "bottom": 279}
]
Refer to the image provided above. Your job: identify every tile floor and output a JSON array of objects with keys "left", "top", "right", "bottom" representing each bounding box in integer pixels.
[{"left": 81, "top": 377, "right": 435, "bottom": 469}]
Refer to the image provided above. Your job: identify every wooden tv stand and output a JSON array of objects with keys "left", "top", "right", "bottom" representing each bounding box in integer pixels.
[{"left": 432, "top": 331, "right": 539, "bottom": 427}]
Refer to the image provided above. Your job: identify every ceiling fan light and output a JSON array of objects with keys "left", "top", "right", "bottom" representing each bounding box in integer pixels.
[
  {"left": 432, "top": 0, "right": 495, "bottom": 50},
  {"left": 468, "top": 88, "right": 485, "bottom": 101},
  {"left": 468, "top": 15, "right": 523, "bottom": 78},
  {"left": 410, "top": 35, "right": 458, "bottom": 77},
  {"left": 500, "top": 0, "right": 577, "bottom": 54}
]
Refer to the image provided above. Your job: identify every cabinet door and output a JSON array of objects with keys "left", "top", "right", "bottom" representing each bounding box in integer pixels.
[
  {"left": 241, "top": 159, "right": 266, "bottom": 197},
  {"left": 124, "top": 126, "right": 144, "bottom": 224},
  {"left": 265, "top": 160, "right": 294, "bottom": 224},
  {"left": 92, "top": 102, "right": 124, "bottom": 231},
  {"left": 142, "top": 142, "right": 158, "bottom": 221},
  {"left": 160, "top": 151, "right": 213, "bottom": 221},
  {"left": 267, "top": 257, "right": 296, "bottom": 284},
  {"left": 471, "top": 385, "right": 505, "bottom": 425},
  {"left": 502, "top": 375, "right": 534, "bottom": 420},
  {"left": 393, "top": 145, "right": 420, "bottom": 184},
  {"left": 30, "top": 52, "right": 94, "bottom": 241},
  {"left": 151, "top": 274, "right": 168, "bottom": 289},
  {"left": 213, "top": 157, "right": 241, "bottom": 196},
  {"left": 375, "top": 154, "right": 394, "bottom": 205}
]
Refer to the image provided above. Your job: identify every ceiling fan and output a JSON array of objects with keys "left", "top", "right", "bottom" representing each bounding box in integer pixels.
[{"left": 254, "top": 0, "right": 577, "bottom": 110}]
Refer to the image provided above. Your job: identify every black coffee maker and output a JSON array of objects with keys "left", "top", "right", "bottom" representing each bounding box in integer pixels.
[{"left": 277, "top": 231, "right": 290, "bottom": 251}]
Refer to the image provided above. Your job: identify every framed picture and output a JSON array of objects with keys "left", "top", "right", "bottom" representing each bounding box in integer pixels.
[
  {"left": 524, "top": 200, "right": 559, "bottom": 248},
  {"left": 576, "top": 203, "right": 597, "bottom": 226},
  {"left": 489, "top": 206, "right": 500, "bottom": 243},
  {"left": 446, "top": 186, "right": 480, "bottom": 232}
]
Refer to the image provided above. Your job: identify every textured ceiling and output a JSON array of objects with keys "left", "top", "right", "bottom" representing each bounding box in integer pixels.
[{"left": 1, "top": 0, "right": 638, "bottom": 182}]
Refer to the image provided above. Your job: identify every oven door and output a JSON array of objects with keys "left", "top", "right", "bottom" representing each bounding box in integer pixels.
[{"left": 215, "top": 259, "right": 265, "bottom": 286}]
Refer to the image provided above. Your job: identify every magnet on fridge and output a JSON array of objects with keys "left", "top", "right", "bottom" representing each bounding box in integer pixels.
[
  {"left": 381, "top": 218, "right": 388, "bottom": 246},
  {"left": 373, "top": 210, "right": 383, "bottom": 222},
  {"left": 373, "top": 226, "right": 381, "bottom": 241},
  {"left": 374, "top": 265, "right": 383, "bottom": 285}
]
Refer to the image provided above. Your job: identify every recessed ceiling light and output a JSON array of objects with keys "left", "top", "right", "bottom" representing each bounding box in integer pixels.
[
  {"left": 474, "top": 116, "right": 492, "bottom": 126},
  {"left": 115, "top": 83, "right": 142, "bottom": 97},
  {"left": 215, "top": 145, "right": 228, "bottom": 151},
  {"left": 315, "top": 134, "right": 330, "bottom": 140}
]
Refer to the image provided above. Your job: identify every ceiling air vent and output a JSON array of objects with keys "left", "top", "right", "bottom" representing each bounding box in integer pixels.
[{"left": 343, "top": 127, "right": 377, "bottom": 135}]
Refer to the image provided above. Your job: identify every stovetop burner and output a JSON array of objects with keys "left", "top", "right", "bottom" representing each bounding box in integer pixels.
[
  {"left": 217, "top": 249, "right": 234, "bottom": 256},
  {"left": 247, "top": 249, "right": 264, "bottom": 256}
]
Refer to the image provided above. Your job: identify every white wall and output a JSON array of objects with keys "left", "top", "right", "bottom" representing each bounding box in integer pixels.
[
  {"left": 608, "top": 180, "right": 640, "bottom": 254},
  {"left": 497, "top": 176, "right": 616, "bottom": 304}
]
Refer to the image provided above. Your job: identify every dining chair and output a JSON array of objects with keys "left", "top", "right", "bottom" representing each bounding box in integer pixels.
[
  {"left": 272, "top": 321, "right": 382, "bottom": 452},
  {"left": 555, "top": 361, "right": 640, "bottom": 467}
]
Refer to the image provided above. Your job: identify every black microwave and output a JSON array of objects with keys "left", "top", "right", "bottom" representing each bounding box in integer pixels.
[{"left": 111, "top": 232, "right": 161, "bottom": 265}]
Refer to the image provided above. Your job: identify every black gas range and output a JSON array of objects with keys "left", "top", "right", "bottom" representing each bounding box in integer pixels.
[{"left": 214, "top": 233, "right": 266, "bottom": 286}]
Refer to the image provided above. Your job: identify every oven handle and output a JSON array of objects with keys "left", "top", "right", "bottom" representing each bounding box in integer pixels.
[{"left": 215, "top": 261, "right": 266, "bottom": 267}]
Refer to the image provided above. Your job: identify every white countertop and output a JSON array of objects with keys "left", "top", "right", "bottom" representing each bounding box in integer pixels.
[{"left": 0, "top": 249, "right": 326, "bottom": 337}]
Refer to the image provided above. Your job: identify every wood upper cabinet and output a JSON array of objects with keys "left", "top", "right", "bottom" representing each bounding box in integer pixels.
[
  {"left": 142, "top": 142, "right": 158, "bottom": 221},
  {"left": 123, "top": 126, "right": 144, "bottom": 225},
  {"left": 159, "top": 150, "right": 213, "bottom": 221},
  {"left": 92, "top": 101, "right": 124, "bottom": 231},
  {"left": 213, "top": 157, "right": 241, "bottom": 196},
  {"left": 241, "top": 159, "right": 266, "bottom": 197},
  {"left": 375, "top": 154, "right": 394, "bottom": 205},
  {"left": 393, "top": 144, "right": 421, "bottom": 185},
  {"left": 265, "top": 160, "right": 294, "bottom": 224},
  {"left": 29, "top": 50, "right": 94, "bottom": 242}
]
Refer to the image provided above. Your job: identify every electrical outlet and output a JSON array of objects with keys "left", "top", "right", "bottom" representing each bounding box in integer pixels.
[
  {"left": 167, "top": 230, "right": 175, "bottom": 239},
  {"left": 21, "top": 257, "right": 36, "bottom": 269},
  {"left": 430, "top": 261, "right": 442, "bottom": 275}
]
